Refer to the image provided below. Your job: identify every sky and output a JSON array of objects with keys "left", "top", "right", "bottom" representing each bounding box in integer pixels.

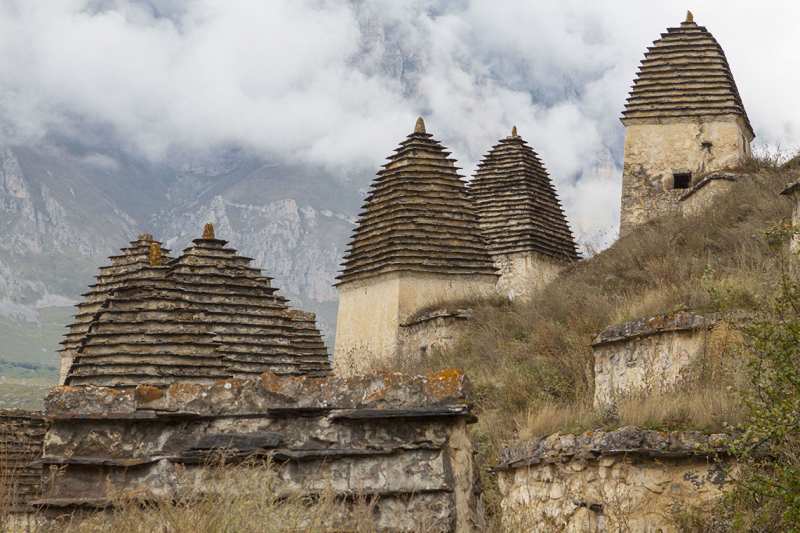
[{"left": 0, "top": 0, "right": 798, "bottom": 249}]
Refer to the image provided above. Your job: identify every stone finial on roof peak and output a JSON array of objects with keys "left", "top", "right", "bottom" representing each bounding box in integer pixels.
[
  {"left": 622, "top": 14, "right": 752, "bottom": 139},
  {"left": 137, "top": 233, "right": 153, "bottom": 241},
  {"left": 202, "top": 222, "right": 215, "bottom": 239},
  {"left": 149, "top": 242, "right": 162, "bottom": 266},
  {"left": 470, "top": 132, "right": 579, "bottom": 262},
  {"left": 414, "top": 117, "right": 426, "bottom": 134}
]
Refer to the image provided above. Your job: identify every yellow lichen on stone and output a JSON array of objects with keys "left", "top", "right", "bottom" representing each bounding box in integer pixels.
[
  {"left": 149, "top": 243, "right": 161, "bottom": 266},
  {"left": 202, "top": 222, "right": 215, "bottom": 239},
  {"left": 686, "top": 10, "right": 693, "bottom": 23},
  {"left": 512, "top": 125, "right": 517, "bottom": 137},
  {"left": 134, "top": 385, "right": 164, "bottom": 404},
  {"left": 414, "top": 117, "right": 426, "bottom": 134}
]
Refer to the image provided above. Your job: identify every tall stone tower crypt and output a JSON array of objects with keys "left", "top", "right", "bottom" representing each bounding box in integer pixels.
[
  {"left": 334, "top": 118, "right": 498, "bottom": 375},
  {"left": 470, "top": 127, "right": 578, "bottom": 299},
  {"left": 619, "top": 12, "right": 754, "bottom": 235}
]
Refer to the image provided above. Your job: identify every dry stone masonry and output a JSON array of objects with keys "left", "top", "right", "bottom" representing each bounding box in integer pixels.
[
  {"left": 492, "top": 427, "right": 733, "bottom": 533},
  {"left": 334, "top": 118, "right": 499, "bottom": 375},
  {"left": 620, "top": 13, "right": 754, "bottom": 234},
  {"left": 469, "top": 128, "right": 578, "bottom": 299},
  {"left": 61, "top": 227, "right": 330, "bottom": 388},
  {"left": 0, "top": 410, "right": 46, "bottom": 512},
  {"left": 40, "top": 369, "right": 481, "bottom": 532}
]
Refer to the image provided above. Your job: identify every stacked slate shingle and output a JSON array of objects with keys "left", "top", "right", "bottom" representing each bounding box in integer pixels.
[
  {"left": 622, "top": 13, "right": 754, "bottom": 138},
  {"left": 337, "top": 118, "right": 496, "bottom": 284},
  {"left": 59, "top": 234, "right": 173, "bottom": 378},
  {"left": 63, "top": 227, "right": 330, "bottom": 388},
  {"left": 469, "top": 128, "right": 579, "bottom": 262},
  {"left": 0, "top": 410, "right": 45, "bottom": 511}
]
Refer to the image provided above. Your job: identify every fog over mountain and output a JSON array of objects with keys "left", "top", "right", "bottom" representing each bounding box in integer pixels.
[{"left": 0, "top": 0, "right": 798, "bottom": 371}]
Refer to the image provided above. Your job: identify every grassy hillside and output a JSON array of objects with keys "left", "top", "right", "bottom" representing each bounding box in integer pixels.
[
  {"left": 3, "top": 156, "right": 798, "bottom": 531},
  {"left": 375, "top": 155, "right": 799, "bottom": 463}
]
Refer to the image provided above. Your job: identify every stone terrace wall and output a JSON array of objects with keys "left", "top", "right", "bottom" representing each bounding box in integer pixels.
[
  {"left": 491, "top": 427, "right": 733, "bottom": 533},
  {"left": 40, "top": 370, "right": 481, "bottom": 532},
  {"left": 398, "top": 309, "right": 472, "bottom": 369},
  {"left": 0, "top": 409, "right": 46, "bottom": 512},
  {"left": 591, "top": 312, "right": 741, "bottom": 407}
]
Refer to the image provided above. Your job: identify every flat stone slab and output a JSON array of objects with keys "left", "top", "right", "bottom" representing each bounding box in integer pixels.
[
  {"left": 490, "top": 426, "right": 733, "bottom": 472},
  {"left": 45, "top": 369, "right": 473, "bottom": 416}
]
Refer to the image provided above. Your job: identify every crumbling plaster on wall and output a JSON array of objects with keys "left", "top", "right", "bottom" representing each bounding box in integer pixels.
[
  {"left": 591, "top": 312, "right": 743, "bottom": 408},
  {"left": 620, "top": 116, "right": 751, "bottom": 235},
  {"left": 334, "top": 271, "right": 496, "bottom": 376},
  {"left": 593, "top": 328, "right": 705, "bottom": 408},
  {"left": 493, "top": 251, "right": 567, "bottom": 301},
  {"left": 398, "top": 309, "right": 472, "bottom": 370}
]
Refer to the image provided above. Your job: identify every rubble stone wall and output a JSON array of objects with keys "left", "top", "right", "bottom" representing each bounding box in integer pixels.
[
  {"left": 41, "top": 370, "right": 481, "bottom": 532},
  {"left": 493, "top": 427, "right": 733, "bottom": 533},
  {"left": 334, "top": 271, "right": 495, "bottom": 375},
  {"left": 620, "top": 116, "right": 750, "bottom": 235},
  {"left": 493, "top": 251, "right": 566, "bottom": 300},
  {"left": 591, "top": 312, "right": 733, "bottom": 407}
]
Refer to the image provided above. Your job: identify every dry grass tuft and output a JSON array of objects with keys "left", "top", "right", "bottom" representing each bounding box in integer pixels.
[
  {"left": 2, "top": 458, "right": 442, "bottom": 533},
  {"left": 616, "top": 385, "right": 745, "bottom": 433},
  {"left": 518, "top": 401, "right": 601, "bottom": 440}
]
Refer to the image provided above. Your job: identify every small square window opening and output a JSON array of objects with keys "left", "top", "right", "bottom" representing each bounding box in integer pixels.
[{"left": 673, "top": 173, "right": 691, "bottom": 189}]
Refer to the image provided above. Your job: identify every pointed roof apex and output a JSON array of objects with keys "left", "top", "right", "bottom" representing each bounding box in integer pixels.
[
  {"left": 202, "top": 222, "right": 215, "bottom": 239},
  {"left": 622, "top": 14, "right": 754, "bottom": 140},
  {"left": 512, "top": 126, "right": 518, "bottom": 137},
  {"left": 414, "top": 117, "right": 426, "bottom": 134},
  {"left": 149, "top": 242, "right": 162, "bottom": 266}
]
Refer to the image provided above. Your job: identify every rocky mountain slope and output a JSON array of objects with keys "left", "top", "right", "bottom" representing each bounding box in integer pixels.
[
  {"left": 0, "top": 2, "right": 622, "bottom": 388},
  {"left": 0, "top": 140, "right": 366, "bottom": 381}
]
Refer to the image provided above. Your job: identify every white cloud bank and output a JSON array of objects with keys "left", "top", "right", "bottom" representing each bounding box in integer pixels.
[{"left": 0, "top": 0, "right": 798, "bottom": 249}]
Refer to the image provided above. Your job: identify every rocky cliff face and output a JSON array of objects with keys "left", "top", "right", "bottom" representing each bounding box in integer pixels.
[{"left": 0, "top": 142, "right": 365, "bottom": 370}]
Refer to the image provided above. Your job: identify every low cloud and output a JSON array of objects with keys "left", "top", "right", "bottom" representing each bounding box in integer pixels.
[{"left": 0, "top": 0, "right": 798, "bottom": 249}]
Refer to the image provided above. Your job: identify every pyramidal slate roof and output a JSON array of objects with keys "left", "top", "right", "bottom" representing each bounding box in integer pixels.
[
  {"left": 337, "top": 118, "right": 497, "bottom": 284},
  {"left": 62, "top": 226, "right": 330, "bottom": 387},
  {"left": 469, "top": 128, "right": 578, "bottom": 261},
  {"left": 622, "top": 12, "right": 754, "bottom": 139},
  {"left": 59, "top": 233, "right": 174, "bottom": 366}
]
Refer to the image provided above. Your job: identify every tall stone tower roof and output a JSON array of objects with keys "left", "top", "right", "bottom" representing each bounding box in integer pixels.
[
  {"left": 469, "top": 129, "right": 579, "bottom": 261},
  {"left": 622, "top": 13, "right": 754, "bottom": 139},
  {"left": 62, "top": 227, "right": 330, "bottom": 387},
  {"left": 337, "top": 118, "right": 497, "bottom": 284}
]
